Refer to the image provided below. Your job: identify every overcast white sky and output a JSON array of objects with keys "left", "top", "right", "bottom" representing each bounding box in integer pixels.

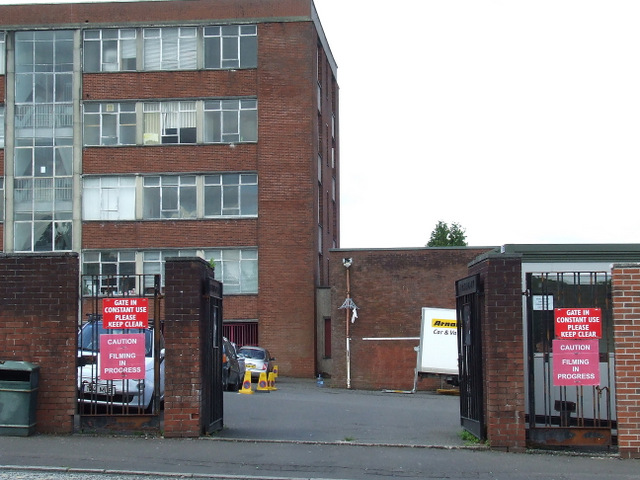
[{"left": 7, "top": 0, "right": 640, "bottom": 248}]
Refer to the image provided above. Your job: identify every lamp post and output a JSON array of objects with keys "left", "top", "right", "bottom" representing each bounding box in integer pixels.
[{"left": 342, "top": 258, "right": 353, "bottom": 389}]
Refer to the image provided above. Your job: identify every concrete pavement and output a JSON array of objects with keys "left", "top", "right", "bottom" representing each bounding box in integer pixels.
[{"left": 0, "top": 377, "right": 638, "bottom": 480}]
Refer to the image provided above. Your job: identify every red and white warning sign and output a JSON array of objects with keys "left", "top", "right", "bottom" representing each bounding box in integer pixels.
[
  {"left": 102, "top": 298, "right": 149, "bottom": 329},
  {"left": 99, "top": 333, "right": 146, "bottom": 380},
  {"left": 552, "top": 339, "right": 600, "bottom": 386},
  {"left": 554, "top": 308, "right": 602, "bottom": 340}
]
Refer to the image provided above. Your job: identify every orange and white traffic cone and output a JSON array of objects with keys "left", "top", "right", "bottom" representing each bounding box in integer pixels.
[{"left": 238, "top": 371, "right": 254, "bottom": 394}]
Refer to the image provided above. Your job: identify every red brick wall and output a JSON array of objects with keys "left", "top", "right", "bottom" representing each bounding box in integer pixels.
[
  {"left": 468, "top": 253, "right": 526, "bottom": 451},
  {"left": 163, "top": 257, "right": 215, "bottom": 438},
  {"left": 0, "top": 0, "right": 311, "bottom": 26},
  {"left": 330, "top": 248, "right": 493, "bottom": 391},
  {"left": 0, "top": 254, "right": 79, "bottom": 434},
  {"left": 612, "top": 263, "right": 640, "bottom": 458}
]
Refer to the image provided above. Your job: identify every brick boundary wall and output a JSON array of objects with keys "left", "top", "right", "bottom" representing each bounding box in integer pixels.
[
  {"left": 612, "top": 263, "right": 640, "bottom": 458},
  {"left": 468, "top": 252, "right": 526, "bottom": 451},
  {"left": 0, "top": 253, "right": 79, "bottom": 434},
  {"left": 163, "top": 257, "right": 214, "bottom": 437}
]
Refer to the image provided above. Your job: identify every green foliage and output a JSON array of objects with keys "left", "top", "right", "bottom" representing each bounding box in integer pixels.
[
  {"left": 427, "top": 221, "right": 467, "bottom": 247},
  {"left": 459, "top": 429, "right": 481, "bottom": 445}
]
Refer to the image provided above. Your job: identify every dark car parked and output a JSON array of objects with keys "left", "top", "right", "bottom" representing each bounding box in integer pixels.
[{"left": 222, "top": 337, "right": 244, "bottom": 391}]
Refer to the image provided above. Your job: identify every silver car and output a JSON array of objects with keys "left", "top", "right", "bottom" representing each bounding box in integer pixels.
[
  {"left": 237, "top": 346, "right": 274, "bottom": 380},
  {"left": 77, "top": 320, "right": 165, "bottom": 412}
]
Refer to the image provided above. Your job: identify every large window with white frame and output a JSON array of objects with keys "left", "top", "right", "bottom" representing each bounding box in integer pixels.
[
  {"left": 0, "top": 177, "right": 4, "bottom": 221},
  {"left": 0, "top": 105, "right": 4, "bottom": 148},
  {"left": 143, "top": 101, "right": 197, "bottom": 144},
  {"left": 82, "top": 249, "right": 258, "bottom": 295},
  {"left": 203, "top": 248, "right": 258, "bottom": 294},
  {"left": 204, "top": 173, "right": 257, "bottom": 217},
  {"left": 84, "top": 102, "right": 136, "bottom": 145},
  {"left": 83, "top": 99, "right": 257, "bottom": 146},
  {"left": 83, "top": 29, "right": 137, "bottom": 72},
  {"left": 0, "top": 32, "right": 4, "bottom": 75},
  {"left": 203, "top": 25, "right": 257, "bottom": 69},
  {"left": 143, "top": 27, "right": 197, "bottom": 70},
  {"left": 203, "top": 99, "right": 257, "bottom": 143},
  {"left": 83, "top": 176, "right": 136, "bottom": 220},
  {"left": 142, "top": 175, "right": 197, "bottom": 219},
  {"left": 82, "top": 250, "right": 136, "bottom": 295},
  {"left": 82, "top": 173, "right": 258, "bottom": 220}
]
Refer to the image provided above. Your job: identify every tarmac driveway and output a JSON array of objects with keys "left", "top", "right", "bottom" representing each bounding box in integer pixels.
[{"left": 218, "top": 376, "right": 465, "bottom": 447}]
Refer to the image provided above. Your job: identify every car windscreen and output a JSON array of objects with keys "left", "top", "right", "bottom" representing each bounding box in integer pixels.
[
  {"left": 239, "top": 348, "right": 265, "bottom": 360},
  {"left": 78, "top": 321, "right": 153, "bottom": 357}
]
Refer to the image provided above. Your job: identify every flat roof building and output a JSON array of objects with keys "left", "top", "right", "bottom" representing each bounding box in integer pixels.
[{"left": 0, "top": 0, "right": 339, "bottom": 377}]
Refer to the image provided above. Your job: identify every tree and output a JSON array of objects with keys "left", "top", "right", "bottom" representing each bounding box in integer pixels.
[{"left": 427, "top": 221, "right": 467, "bottom": 247}]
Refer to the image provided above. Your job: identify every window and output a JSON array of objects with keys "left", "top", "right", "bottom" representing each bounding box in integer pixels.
[
  {"left": 143, "top": 27, "right": 197, "bottom": 70},
  {"left": 0, "top": 105, "right": 4, "bottom": 148},
  {"left": 203, "top": 248, "right": 258, "bottom": 294},
  {"left": 204, "top": 173, "right": 257, "bottom": 217},
  {"left": 82, "top": 251, "right": 136, "bottom": 295},
  {"left": 0, "top": 32, "right": 4, "bottom": 75},
  {"left": 83, "top": 29, "right": 137, "bottom": 72},
  {"left": 84, "top": 103, "right": 136, "bottom": 145},
  {"left": 83, "top": 99, "right": 256, "bottom": 146},
  {"left": 142, "top": 249, "right": 197, "bottom": 290},
  {"left": 143, "top": 101, "right": 197, "bottom": 144},
  {"left": 203, "top": 99, "right": 257, "bottom": 143},
  {"left": 204, "top": 25, "right": 257, "bottom": 69},
  {"left": 83, "top": 176, "right": 136, "bottom": 220},
  {"left": 0, "top": 177, "right": 4, "bottom": 222},
  {"left": 13, "top": 31, "right": 74, "bottom": 252},
  {"left": 143, "top": 175, "right": 196, "bottom": 219}
]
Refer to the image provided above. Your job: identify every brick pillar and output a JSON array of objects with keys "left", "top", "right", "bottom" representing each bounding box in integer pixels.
[
  {"left": 0, "top": 253, "right": 79, "bottom": 434},
  {"left": 612, "top": 263, "right": 640, "bottom": 458},
  {"left": 163, "top": 257, "right": 212, "bottom": 438},
  {"left": 469, "top": 253, "right": 526, "bottom": 451}
]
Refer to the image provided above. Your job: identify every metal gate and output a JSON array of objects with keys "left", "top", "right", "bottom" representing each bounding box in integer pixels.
[
  {"left": 78, "top": 274, "right": 164, "bottom": 431},
  {"left": 456, "top": 274, "right": 485, "bottom": 440},
  {"left": 202, "top": 275, "right": 224, "bottom": 434},
  {"left": 525, "top": 272, "right": 615, "bottom": 448}
]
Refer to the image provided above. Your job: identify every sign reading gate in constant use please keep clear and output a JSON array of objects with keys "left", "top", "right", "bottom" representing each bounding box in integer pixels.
[
  {"left": 102, "top": 298, "right": 149, "bottom": 329},
  {"left": 553, "top": 308, "right": 602, "bottom": 387}
]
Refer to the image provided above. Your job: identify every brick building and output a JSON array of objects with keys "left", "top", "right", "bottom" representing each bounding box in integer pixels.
[{"left": 0, "top": 0, "right": 339, "bottom": 377}]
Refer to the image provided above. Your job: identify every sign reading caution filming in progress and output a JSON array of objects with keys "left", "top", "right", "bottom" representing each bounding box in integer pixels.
[{"left": 417, "top": 308, "right": 458, "bottom": 375}]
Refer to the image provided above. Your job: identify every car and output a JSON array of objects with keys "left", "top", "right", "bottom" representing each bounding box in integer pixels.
[
  {"left": 237, "top": 346, "right": 274, "bottom": 380},
  {"left": 222, "top": 337, "right": 244, "bottom": 391},
  {"left": 77, "top": 319, "right": 165, "bottom": 412}
]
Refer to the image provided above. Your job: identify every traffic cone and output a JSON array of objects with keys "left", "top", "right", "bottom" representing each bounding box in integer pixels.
[
  {"left": 257, "top": 372, "right": 270, "bottom": 392},
  {"left": 238, "top": 371, "right": 254, "bottom": 394},
  {"left": 267, "top": 372, "right": 277, "bottom": 391},
  {"left": 272, "top": 364, "right": 279, "bottom": 378}
]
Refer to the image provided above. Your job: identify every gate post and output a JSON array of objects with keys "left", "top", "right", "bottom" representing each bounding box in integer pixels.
[
  {"left": 468, "top": 252, "right": 526, "bottom": 451},
  {"left": 612, "top": 263, "right": 640, "bottom": 459},
  {"left": 163, "top": 257, "right": 221, "bottom": 438}
]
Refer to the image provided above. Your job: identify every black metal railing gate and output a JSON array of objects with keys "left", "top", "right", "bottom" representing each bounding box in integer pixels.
[
  {"left": 456, "top": 274, "right": 485, "bottom": 440},
  {"left": 77, "top": 274, "right": 164, "bottom": 432},
  {"left": 202, "top": 274, "right": 224, "bottom": 434},
  {"left": 525, "top": 272, "right": 615, "bottom": 449}
]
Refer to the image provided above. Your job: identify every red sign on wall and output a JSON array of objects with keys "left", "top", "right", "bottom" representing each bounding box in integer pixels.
[
  {"left": 99, "top": 333, "right": 145, "bottom": 380},
  {"left": 552, "top": 339, "right": 600, "bottom": 386},
  {"left": 102, "top": 298, "right": 149, "bottom": 329},
  {"left": 554, "top": 308, "right": 602, "bottom": 340}
]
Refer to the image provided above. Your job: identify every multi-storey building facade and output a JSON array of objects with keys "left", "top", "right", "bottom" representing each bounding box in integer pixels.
[{"left": 0, "top": 0, "right": 339, "bottom": 377}]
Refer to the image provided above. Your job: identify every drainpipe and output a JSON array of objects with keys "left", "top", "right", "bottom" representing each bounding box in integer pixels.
[{"left": 343, "top": 258, "right": 353, "bottom": 389}]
